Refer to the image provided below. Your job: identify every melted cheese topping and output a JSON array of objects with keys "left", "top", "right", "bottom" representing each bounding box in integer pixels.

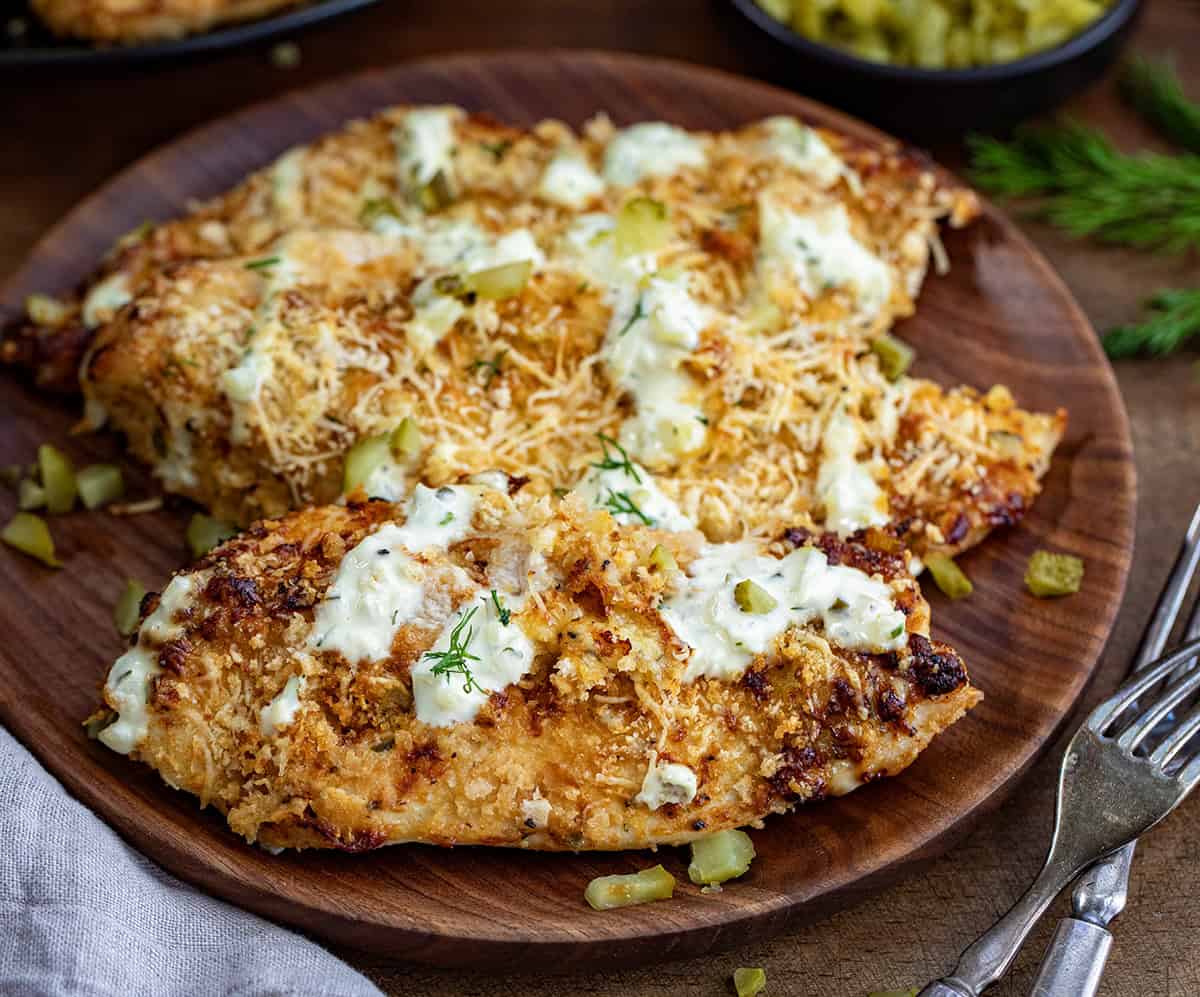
[
  {"left": 307, "top": 485, "right": 478, "bottom": 664},
  {"left": 100, "top": 571, "right": 208, "bottom": 754},
  {"left": 634, "top": 753, "right": 699, "bottom": 810},
  {"left": 662, "top": 542, "right": 907, "bottom": 682},
  {"left": 758, "top": 196, "right": 891, "bottom": 321},
  {"left": 603, "top": 123, "right": 707, "bottom": 186},
  {"left": 393, "top": 106, "right": 458, "bottom": 188},
  {"left": 574, "top": 461, "right": 695, "bottom": 531},
  {"left": 411, "top": 588, "right": 536, "bottom": 727},
  {"left": 260, "top": 675, "right": 305, "bottom": 736},
  {"left": 817, "top": 407, "right": 889, "bottom": 536},
  {"left": 538, "top": 152, "right": 604, "bottom": 208}
]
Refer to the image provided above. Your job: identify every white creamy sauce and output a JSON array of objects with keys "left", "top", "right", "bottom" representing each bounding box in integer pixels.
[
  {"left": 360, "top": 459, "right": 411, "bottom": 502},
  {"left": 155, "top": 417, "right": 199, "bottom": 490},
  {"left": 411, "top": 588, "right": 535, "bottom": 727},
  {"left": 100, "top": 571, "right": 208, "bottom": 755},
  {"left": 758, "top": 196, "right": 891, "bottom": 320},
  {"left": 603, "top": 123, "right": 707, "bottom": 186},
  {"left": 634, "top": 753, "right": 699, "bottom": 810},
  {"left": 307, "top": 485, "right": 479, "bottom": 664},
  {"left": 574, "top": 460, "right": 695, "bottom": 531},
  {"left": 393, "top": 106, "right": 458, "bottom": 189},
  {"left": 520, "top": 790, "right": 552, "bottom": 829},
  {"left": 538, "top": 151, "right": 605, "bottom": 208},
  {"left": 460, "top": 227, "right": 545, "bottom": 274},
  {"left": 661, "top": 541, "right": 907, "bottom": 682},
  {"left": 761, "top": 116, "right": 848, "bottom": 189},
  {"left": 270, "top": 147, "right": 307, "bottom": 226},
  {"left": 260, "top": 675, "right": 305, "bottom": 736},
  {"left": 602, "top": 276, "right": 711, "bottom": 467},
  {"left": 404, "top": 278, "right": 465, "bottom": 355},
  {"left": 82, "top": 272, "right": 132, "bottom": 329},
  {"left": 817, "top": 407, "right": 889, "bottom": 536}
]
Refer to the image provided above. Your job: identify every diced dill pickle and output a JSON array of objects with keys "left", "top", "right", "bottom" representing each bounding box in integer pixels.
[
  {"left": 358, "top": 197, "right": 400, "bottom": 227},
  {"left": 733, "top": 967, "right": 768, "bottom": 997},
  {"left": 342, "top": 432, "right": 392, "bottom": 494},
  {"left": 925, "top": 552, "right": 973, "bottom": 599},
  {"left": 38, "top": 443, "right": 77, "bottom": 514},
  {"left": 649, "top": 543, "right": 678, "bottom": 573},
  {"left": 465, "top": 259, "right": 533, "bottom": 300},
  {"left": 614, "top": 197, "right": 671, "bottom": 257},
  {"left": 1025, "top": 550, "right": 1084, "bottom": 597},
  {"left": 18, "top": 479, "right": 46, "bottom": 511},
  {"left": 83, "top": 707, "right": 118, "bottom": 740},
  {"left": 416, "top": 169, "right": 454, "bottom": 211},
  {"left": 2, "top": 512, "right": 61, "bottom": 567},
  {"left": 113, "top": 578, "right": 147, "bottom": 636},
  {"left": 688, "top": 828, "right": 756, "bottom": 885},
  {"left": 186, "top": 513, "right": 237, "bottom": 559},
  {"left": 734, "top": 579, "right": 777, "bottom": 614},
  {"left": 77, "top": 464, "right": 125, "bottom": 510},
  {"left": 26, "top": 293, "right": 70, "bottom": 327},
  {"left": 584, "top": 864, "right": 675, "bottom": 910},
  {"left": 870, "top": 333, "right": 914, "bottom": 381},
  {"left": 390, "top": 417, "right": 422, "bottom": 460}
]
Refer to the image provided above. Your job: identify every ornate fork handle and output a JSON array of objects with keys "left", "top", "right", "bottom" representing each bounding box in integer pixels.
[{"left": 917, "top": 835, "right": 1102, "bottom": 997}]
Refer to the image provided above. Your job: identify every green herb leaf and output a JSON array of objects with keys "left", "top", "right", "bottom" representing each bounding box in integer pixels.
[
  {"left": 244, "top": 256, "right": 281, "bottom": 271},
  {"left": 480, "top": 139, "right": 512, "bottom": 161},
  {"left": 1103, "top": 288, "right": 1200, "bottom": 358},
  {"left": 423, "top": 605, "right": 481, "bottom": 694},
  {"left": 603, "top": 488, "right": 653, "bottom": 526},
  {"left": 968, "top": 124, "right": 1200, "bottom": 253},
  {"left": 490, "top": 589, "right": 511, "bottom": 626},
  {"left": 616, "top": 294, "right": 647, "bottom": 337},
  {"left": 1120, "top": 57, "right": 1200, "bottom": 155},
  {"left": 467, "top": 351, "right": 507, "bottom": 386},
  {"left": 591, "top": 432, "right": 641, "bottom": 483}
]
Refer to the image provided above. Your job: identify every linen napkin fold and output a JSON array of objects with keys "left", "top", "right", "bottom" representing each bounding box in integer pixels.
[{"left": 0, "top": 725, "right": 383, "bottom": 997}]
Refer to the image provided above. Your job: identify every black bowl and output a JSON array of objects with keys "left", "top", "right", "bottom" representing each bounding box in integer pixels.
[{"left": 727, "top": 0, "right": 1143, "bottom": 135}]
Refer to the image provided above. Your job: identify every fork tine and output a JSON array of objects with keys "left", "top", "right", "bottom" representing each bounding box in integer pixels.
[
  {"left": 1090, "top": 638, "right": 1200, "bottom": 733},
  {"left": 1118, "top": 666, "right": 1200, "bottom": 752},
  {"left": 1135, "top": 504, "right": 1200, "bottom": 671},
  {"left": 1148, "top": 700, "right": 1200, "bottom": 770}
]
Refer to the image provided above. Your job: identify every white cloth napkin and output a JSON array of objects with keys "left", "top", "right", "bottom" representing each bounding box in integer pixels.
[{"left": 0, "top": 726, "right": 383, "bottom": 997}]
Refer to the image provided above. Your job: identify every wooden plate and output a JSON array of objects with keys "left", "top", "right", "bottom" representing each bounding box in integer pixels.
[
  {"left": 0, "top": 51, "right": 1134, "bottom": 969},
  {"left": 0, "top": 0, "right": 380, "bottom": 68}
]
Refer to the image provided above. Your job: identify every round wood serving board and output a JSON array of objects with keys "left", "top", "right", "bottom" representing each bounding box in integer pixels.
[{"left": 0, "top": 51, "right": 1135, "bottom": 970}]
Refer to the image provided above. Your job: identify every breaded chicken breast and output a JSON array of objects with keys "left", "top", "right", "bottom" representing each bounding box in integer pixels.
[
  {"left": 91, "top": 481, "right": 979, "bottom": 851},
  {"left": 31, "top": 0, "right": 302, "bottom": 43}
]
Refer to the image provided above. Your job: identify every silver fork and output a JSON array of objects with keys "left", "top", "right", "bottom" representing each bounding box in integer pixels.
[
  {"left": 916, "top": 599, "right": 1200, "bottom": 994},
  {"left": 1030, "top": 503, "right": 1200, "bottom": 997}
]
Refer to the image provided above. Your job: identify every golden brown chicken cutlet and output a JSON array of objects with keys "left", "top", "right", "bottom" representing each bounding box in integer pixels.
[
  {"left": 30, "top": 0, "right": 303, "bottom": 43},
  {"left": 91, "top": 484, "right": 979, "bottom": 851}
]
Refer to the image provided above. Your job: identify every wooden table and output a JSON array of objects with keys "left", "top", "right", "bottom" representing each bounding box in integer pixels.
[{"left": 2, "top": 2, "right": 1197, "bottom": 993}]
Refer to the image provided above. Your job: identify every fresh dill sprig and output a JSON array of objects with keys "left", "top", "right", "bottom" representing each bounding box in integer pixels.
[
  {"left": 591, "top": 432, "right": 641, "bottom": 483},
  {"left": 423, "top": 606, "right": 481, "bottom": 693},
  {"left": 968, "top": 124, "right": 1200, "bottom": 252},
  {"left": 616, "top": 295, "right": 646, "bottom": 337},
  {"left": 467, "top": 350, "right": 507, "bottom": 386},
  {"left": 603, "top": 488, "right": 653, "bottom": 526},
  {"left": 244, "top": 256, "right": 281, "bottom": 271},
  {"left": 1102, "top": 289, "right": 1200, "bottom": 358},
  {"left": 1119, "top": 57, "right": 1200, "bottom": 155},
  {"left": 489, "top": 589, "right": 511, "bottom": 626}
]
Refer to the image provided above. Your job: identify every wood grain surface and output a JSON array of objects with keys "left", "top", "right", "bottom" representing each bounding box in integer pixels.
[
  {"left": 0, "top": 2, "right": 1196, "bottom": 993},
  {"left": 0, "top": 51, "right": 1134, "bottom": 971}
]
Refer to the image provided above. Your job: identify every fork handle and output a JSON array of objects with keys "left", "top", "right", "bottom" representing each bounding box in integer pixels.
[
  {"left": 918, "top": 850, "right": 1084, "bottom": 997},
  {"left": 1028, "top": 918, "right": 1112, "bottom": 997}
]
